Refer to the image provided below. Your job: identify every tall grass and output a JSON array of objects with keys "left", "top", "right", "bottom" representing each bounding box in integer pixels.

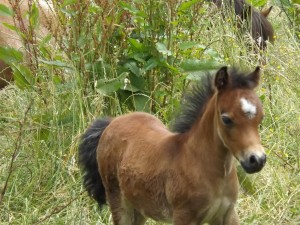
[{"left": 0, "top": 0, "right": 299, "bottom": 224}]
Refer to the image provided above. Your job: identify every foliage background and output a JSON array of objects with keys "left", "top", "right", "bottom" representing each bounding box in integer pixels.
[{"left": 0, "top": 0, "right": 299, "bottom": 224}]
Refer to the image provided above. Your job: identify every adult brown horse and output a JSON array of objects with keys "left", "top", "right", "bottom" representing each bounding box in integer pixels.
[
  {"left": 0, "top": 0, "right": 53, "bottom": 88},
  {"left": 212, "top": 0, "right": 274, "bottom": 49},
  {"left": 79, "top": 66, "right": 266, "bottom": 225}
]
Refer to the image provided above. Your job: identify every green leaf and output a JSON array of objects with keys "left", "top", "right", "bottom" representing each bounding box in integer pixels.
[
  {"left": 0, "top": 4, "right": 14, "bottom": 16},
  {"left": 97, "top": 79, "right": 123, "bottom": 94},
  {"left": 12, "top": 64, "right": 35, "bottom": 90},
  {"left": 144, "top": 57, "right": 158, "bottom": 71},
  {"left": 61, "top": 0, "right": 78, "bottom": 7},
  {"left": 128, "top": 73, "right": 145, "bottom": 91},
  {"left": 259, "top": 94, "right": 266, "bottom": 102},
  {"left": 156, "top": 42, "right": 172, "bottom": 56},
  {"left": 96, "top": 73, "right": 128, "bottom": 94},
  {"left": 36, "top": 128, "right": 50, "bottom": 141},
  {"left": 248, "top": 0, "right": 267, "bottom": 7},
  {"left": 0, "top": 47, "right": 23, "bottom": 64},
  {"left": 178, "top": 0, "right": 200, "bottom": 11},
  {"left": 128, "top": 38, "right": 143, "bottom": 51},
  {"left": 29, "top": 2, "right": 39, "bottom": 29},
  {"left": 119, "top": 2, "right": 139, "bottom": 13},
  {"left": 205, "top": 48, "right": 222, "bottom": 61},
  {"left": 39, "top": 59, "right": 70, "bottom": 68},
  {"left": 39, "top": 34, "right": 52, "bottom": 48},
  {"left": 2, "top": 22, "right": 18, "bottom": 32},
  {"left": 124, "top": 61, "right": 141, "bottom": 76},
  {"left": 53, "top": 75, "right": 62, "bottom": 84},
  {"left": 119, "top": 1, "right": 146, "bottom": 18},
  {"left": 179, "top": 41, "right": 199, "bottom": 50},
  {"left": 133, "top": 95, "right": 151, "bottom": 112}
]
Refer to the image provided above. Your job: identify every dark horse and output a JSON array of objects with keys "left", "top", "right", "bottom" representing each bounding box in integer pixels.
[
  {"left": 79, "top": 66, "right": 266, "bottom": 225},
  {"left": 212, "top": 0, "right": 274, "bottom": 49}
]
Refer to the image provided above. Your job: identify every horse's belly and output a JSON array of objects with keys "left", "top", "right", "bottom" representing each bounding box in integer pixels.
[
  {"left": 127, "top": 194, "right": 173, "bottom": 222},
  {"left": 119, "top": 168, "right": 172, "bottom": 222}
]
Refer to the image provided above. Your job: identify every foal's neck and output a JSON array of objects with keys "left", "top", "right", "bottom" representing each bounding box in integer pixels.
[{"left": 186, "top": 94, "right": 234, "bottom": 178}]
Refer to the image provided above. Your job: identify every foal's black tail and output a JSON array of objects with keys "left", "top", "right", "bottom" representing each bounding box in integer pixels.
[{"left": 78, "top": 119, "right": 110, "bottom": 207}]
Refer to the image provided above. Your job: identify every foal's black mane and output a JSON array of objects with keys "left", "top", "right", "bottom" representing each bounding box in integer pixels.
[{"left": 171, "top": 68, "right": 255, "bottom": 133}]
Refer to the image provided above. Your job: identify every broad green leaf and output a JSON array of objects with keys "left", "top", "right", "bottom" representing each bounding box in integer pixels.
[
  {"left": 132, "top": 53, "right": 147, "bottom": 63},
  {"left": 179, "top": 41, "right": 199, "bottom": 50},
  {"left": 123, "top": 83, "right": 140, "bottom": 92},
  {"left": 0, "top": 47, "right": 23, "bottom": 64},
  {"left": 96, "top": 73, "right": 128, "bottom": 94},
  {"left": 133, "top": 95, "right": 151, "bottom": 112},
  {"left": 128, "top": 38, "right": 143, "bottom": 50},
  {"left": 53, "top": 75, "right": 62, "bottom": 84},
  {"left": 248, "top": 0, "right": 267, "bottom": 7},
  {"left": 144, "top": 57, "right": 158, "bottom": 71},
  {"left": 156, "top": 42, "right": 172, "bottom": 56},
  {"left": 124, "top": 61, "right": 141, "bottom": 76},
  {"left": 0, "top": 4, "right": 14, "bottom": 16},
  {"left": 160, "top": 60, "right": 179, "bottom": 72},
  {"left": 119, "top": 2, "right": 139, "bottom": 13},
  {"left": 96, "top": 79, "right": 123, "bottom": 94},
  {"left": 128, "top": 73, "right": 145, "bottom": 91},
  {"left": 205, "top": 48, "right": 222, "bottom": 60},
  {"left": 119, "top": 1, "right": 147, "bottom": 18},
  {"left": 178, "top": 0, "right": 200, "bottom": 11}
]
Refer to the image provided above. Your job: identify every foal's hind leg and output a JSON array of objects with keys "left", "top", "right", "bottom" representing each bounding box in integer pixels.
[{"left": 106, "top": 190, "right": 146, "bottom": 225}]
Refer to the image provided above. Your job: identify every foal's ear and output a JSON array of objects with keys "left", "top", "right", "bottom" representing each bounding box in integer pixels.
[
  {"left": 261, "top": 6, "right": 272, "bottom": 17},
  {"left": 247, "top": 66, "right": 260, "bottom": 88},
  {"left": 215, "top": 66, "right": 229, "bottom": 90}
]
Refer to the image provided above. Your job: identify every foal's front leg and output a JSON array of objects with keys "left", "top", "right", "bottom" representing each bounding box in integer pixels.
[{"left": 224, "top": 205, "right": 240, "bottom": 225}]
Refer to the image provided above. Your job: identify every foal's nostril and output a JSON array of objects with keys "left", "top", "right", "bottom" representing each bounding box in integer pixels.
[
  {"left": 249, "top": 155, "right": 258, "bottom": 165},
  {"left": 241, "top": 153, "right": 266, "bottom": 173}
]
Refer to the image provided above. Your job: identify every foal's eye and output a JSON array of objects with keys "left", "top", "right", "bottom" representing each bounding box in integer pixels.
[{"left": 221, "top": 115, "right": 233, "bottom": 126}]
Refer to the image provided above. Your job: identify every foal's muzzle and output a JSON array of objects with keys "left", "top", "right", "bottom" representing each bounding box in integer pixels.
[{"left": 240, "top": 154, "right": 266, "bottom": 174}]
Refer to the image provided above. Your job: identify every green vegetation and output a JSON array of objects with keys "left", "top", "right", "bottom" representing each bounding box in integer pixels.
[{"left": 0, "top": 0, "right": 299, "bottom": 224}]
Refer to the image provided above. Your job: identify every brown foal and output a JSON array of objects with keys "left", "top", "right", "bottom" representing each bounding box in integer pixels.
[{"left": 79, "top": 66, "right": 266, "bottom": 225}]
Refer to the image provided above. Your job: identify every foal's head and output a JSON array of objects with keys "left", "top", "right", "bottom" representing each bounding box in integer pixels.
[{"left": 214, "top": 67, "right": 266, "bottom": 173}]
